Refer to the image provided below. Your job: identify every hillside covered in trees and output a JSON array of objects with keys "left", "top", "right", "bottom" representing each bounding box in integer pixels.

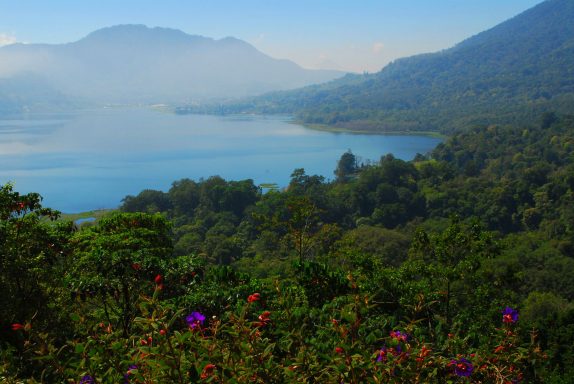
[
  {"left": 1, "top": 112, "right": 573, "bottom": 382},
  {"left": 178, "top": 0, "right": 574, "bottom": 134}
]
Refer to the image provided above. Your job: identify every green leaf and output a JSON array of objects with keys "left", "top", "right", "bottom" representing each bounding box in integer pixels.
[{"left": 75, "top": 343, "right": 85, "bottom": 354}]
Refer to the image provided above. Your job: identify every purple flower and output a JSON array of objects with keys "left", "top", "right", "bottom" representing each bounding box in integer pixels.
[
  {"left": 124, "top": 365, "right": 138, "bottom": 383},
  {"left": 376, "top": 346, "right": 387, "bottom": 362},
  {"left": 80, "top": 375, "right": 95, "bottom": 384},
  {"left": 502, "top": 307, "right": 519, "bottom": 324},
  {"left": 450, "top": 358, "right": 473, "bottom": 377},
  {"left": 390, "top": 330, "right": 409, "bottom": 342},
  {"left": 186, "top": 311, "right": 206, "bottom": 329}
]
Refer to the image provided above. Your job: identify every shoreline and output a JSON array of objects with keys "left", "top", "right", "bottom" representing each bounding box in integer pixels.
[
  {"left": 294, "top": 121, "right": 447, "bottom": 139},
  {"left": 169, "top": 110, "right": 447, "bottom": 139}
]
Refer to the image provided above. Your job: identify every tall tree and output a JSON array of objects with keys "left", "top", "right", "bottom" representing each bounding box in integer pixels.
[{"left": 335, "top": 150, "right": 358, "bottom": 182}]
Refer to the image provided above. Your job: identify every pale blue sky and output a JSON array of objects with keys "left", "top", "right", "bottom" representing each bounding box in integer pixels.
[{"left": 0, "top": 0, "right": 545, "bottom": 72}]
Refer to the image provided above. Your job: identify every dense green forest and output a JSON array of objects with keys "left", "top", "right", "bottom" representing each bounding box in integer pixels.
[
  {"left": 177, "top": 0, "right": 574, "bottom": 134},
  {"left": 1, "top": 112, "right": 573, "bottom": 382}
]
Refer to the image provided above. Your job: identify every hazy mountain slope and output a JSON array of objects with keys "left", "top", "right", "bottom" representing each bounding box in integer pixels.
[
  {"left": 208, "top": 0, "right": 574, "bottom": 133},
  {"left": 0, "top": 75, "right": 73, "bottom": 115},
  {"left": 175, "top": 73, "right": 369, "bottom": 115},
  {"left": 0, "top": 25, "right": 344, "bottom": 108}
]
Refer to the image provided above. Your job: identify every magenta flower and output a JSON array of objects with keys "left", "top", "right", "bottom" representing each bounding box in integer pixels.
[
  {"left": 502, "top": 307, "right": 519, "bottom": 323},
  {"left": 450, "top": 358, "right": 473, "bottom": 377},
  {"left": 186, "top": 311, "right": 206, "bottom": 329}
]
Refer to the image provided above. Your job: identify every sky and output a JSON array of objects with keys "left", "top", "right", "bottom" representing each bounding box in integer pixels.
[{"left": 0, "top": 0, "right": 545, "bottom": 73}]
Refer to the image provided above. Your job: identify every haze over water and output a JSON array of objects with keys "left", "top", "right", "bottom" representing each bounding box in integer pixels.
[{"left": 0, "top": 108, "right": 441, "bottom": 212}]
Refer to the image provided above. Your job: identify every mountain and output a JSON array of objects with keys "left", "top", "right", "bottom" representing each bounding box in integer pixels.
[
  {"left": 0, "top": 25, "right": 344, "bottom": 109},
  {"left": 199, "top": 0, "right": 574, "bottom": 134},
  {"left": 0, "top": 75, "right": 73, "bottom": 115}
]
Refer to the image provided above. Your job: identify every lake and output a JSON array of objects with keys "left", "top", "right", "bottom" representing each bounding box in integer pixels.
[{"left": 0, "top": 108, "right": 442, "bottom": 213}]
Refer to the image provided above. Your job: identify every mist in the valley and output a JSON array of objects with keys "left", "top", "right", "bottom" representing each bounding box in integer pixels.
[{"left": 0, "top": 25, "right": 344, "bottom": 108}]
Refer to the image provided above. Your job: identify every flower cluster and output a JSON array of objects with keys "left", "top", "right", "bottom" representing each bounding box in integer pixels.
[
  {"left": 186, "top": 311, "right": 206, "bottom": 330},
  {"left": 416, "top": 346, "right": 431, "bottom": 363},
  {"left": 502, "top": 307, "right": 519, "bottom": 324},
  {"left": 376, "top": 344, "right": 406, "bottom": 363},
  {"left": 449, "top": 358, "right": 473, "bottom": 377},
  {"left": 390, "top": 330, "right": 409, "bottom": 342},
  {"left": 61, "top": 294, "right": 535, "bottom": 383},
  {"left": 376, "top": 346, "right": 388, "bottom": 362}
]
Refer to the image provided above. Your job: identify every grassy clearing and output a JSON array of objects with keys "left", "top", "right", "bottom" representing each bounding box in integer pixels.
[{"left": 58, "top": 209, "right": 115, "bottom": 224}]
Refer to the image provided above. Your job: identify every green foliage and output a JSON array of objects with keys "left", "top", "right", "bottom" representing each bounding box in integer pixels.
[
  {"left": 334, "top": 225, "right": 410, "bottom": 267},
  {"left": 0, "top": 183, "right": 74, "bottom": 378},
  {"left": 335, "top": 150, "right": 358, "bottom": 182},
  {"left": 122, "top": 189, "right": 173, "bottom": 213},
  {"left": 4, "top": 112, "right": 574, "bottom": 381},
  {"left": 0, "top": 184, "right": 71, "bottom": 324},
  {"left": 67, "top": 212, "right": 173, "bottom": 336},
  {"left": 6, "top": 273, "right": 546, "bottom": 383}
]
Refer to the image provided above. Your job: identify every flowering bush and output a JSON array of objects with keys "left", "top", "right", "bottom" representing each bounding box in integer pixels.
[
  {"left": 0, "top": 194, "right": 555, "bottom": 382},
  {"left": 7, "top": 271, "right": 546, "bottom": 384}
]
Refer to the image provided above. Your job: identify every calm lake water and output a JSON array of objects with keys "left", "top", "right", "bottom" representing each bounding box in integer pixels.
[{"left": 0, "top": 108, "right": 442, "bottom": 212}]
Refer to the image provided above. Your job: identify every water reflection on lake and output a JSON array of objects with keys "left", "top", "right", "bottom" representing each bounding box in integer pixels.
[{"left": 0, "top": 108, "right": 442, "bottom": 212}]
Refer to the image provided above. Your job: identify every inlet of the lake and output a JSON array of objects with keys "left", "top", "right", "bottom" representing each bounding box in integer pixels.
[{"left": 0, "top": 108, "right": 442, "bottom": 212}]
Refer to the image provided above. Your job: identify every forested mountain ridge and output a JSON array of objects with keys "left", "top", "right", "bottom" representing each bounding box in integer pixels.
[{"left": 182, "top": 0, "right": 574, "bottom": 134}]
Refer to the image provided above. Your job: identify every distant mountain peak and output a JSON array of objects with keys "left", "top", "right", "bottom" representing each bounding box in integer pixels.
[
  {"left": 219, "top": 36, "right": 243, "bottom": 43},
  {"left": 79, "top": 24, "right": 210, "bottom": 45},
  {"left": 0, "top": 24, "right": 344, "bottom": 106}
]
